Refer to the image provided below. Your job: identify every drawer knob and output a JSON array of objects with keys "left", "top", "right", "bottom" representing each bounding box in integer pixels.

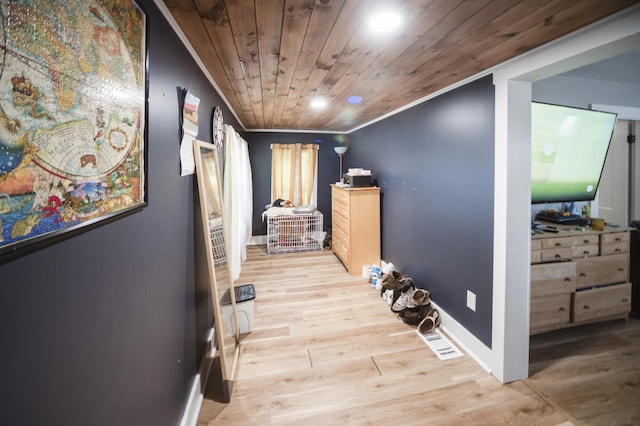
[
  {"left": 555, "top": 243, "right": 562, "bottom": 247},
  {"left": 583, "top": 305, "right": 590, "bottom": 311},
  {"left": 615, "top": 237, "right": 621, "bottom": 242},
  {"left": 559, "top": 307, "right": 565, "bottom": 312},
  {"left": 564, "top": 277, "right": 572, "bottom": 282},
  {"left": 583, "top": 239, "right": 590, "bottom": 244},
  {"left": 622, "top": 298, "right": 628, "bottom": 303},
  {"left": 583, "top": 251, "right": 590, "bottom": 256},
  {"left": 579, "top": 273, "right": 586, "bottom": 278},
  {"left": 615, "top": 248, "right": 621, "bottom": 253},
  {"left": 618, "top": 268, "right": 625, "bottom": 273},
  {"left": 554, "top": 254, "right": 561, "bottom": 259}
]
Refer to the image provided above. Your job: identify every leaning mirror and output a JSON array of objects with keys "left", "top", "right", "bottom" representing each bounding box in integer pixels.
[{"left": 193, "top": 139, "right": 239, "bottom": 402}]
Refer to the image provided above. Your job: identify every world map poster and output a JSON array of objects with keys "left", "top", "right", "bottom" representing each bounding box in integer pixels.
[{"left": 0, "top": 0, "right": 146, "bottom": 260}]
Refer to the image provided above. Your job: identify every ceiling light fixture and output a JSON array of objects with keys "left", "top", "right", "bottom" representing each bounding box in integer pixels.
[
  {"left": 310, "top": 97, "right": 328, "bottom": 110},
  {"left": 367, "top": 9, "right": 403, "bottom": 34},
  {"left": 347, "top": 95, "right": 363, "bottom": 104}
]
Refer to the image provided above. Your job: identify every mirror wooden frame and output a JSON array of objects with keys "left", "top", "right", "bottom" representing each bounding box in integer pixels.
[{"left": 193, "top": 139, "right": 239, "bottom": 402}]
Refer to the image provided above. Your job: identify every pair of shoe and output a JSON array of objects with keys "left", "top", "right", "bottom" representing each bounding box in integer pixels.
[
  {"left": 410, "top": 289, "right": 430, "bottom": 307},
  {"left": 390, "top": 278, "right": 416, "bottom": 313},
  {"left": 400, "top": 303, "right": 431, "bottom": 325},
  {"left": 417, "top": 308, "right": 441, "bottom": 335},
  {"left": 381, "top": 270, "right": 406, "bottom": 290}
]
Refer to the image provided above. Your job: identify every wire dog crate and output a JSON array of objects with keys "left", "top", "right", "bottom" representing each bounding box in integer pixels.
[
  {"left": 209, "top": 221, "right": 227, "bottom": 266},
  {"left": 267, "top": 211, "right": 324, "bottom": 254}
]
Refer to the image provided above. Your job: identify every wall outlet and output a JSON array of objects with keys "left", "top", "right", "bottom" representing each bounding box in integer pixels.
[{"left": 466, "top": 290, "right": 476, "bottom": 312}]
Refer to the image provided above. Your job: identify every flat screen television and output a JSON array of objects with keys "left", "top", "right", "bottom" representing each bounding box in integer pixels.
[{"left": 531, "top": 102, "right": 617, "bottom": 204}]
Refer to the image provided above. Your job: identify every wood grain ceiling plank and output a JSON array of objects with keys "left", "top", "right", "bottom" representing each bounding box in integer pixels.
[
  {"left": 167, "top": 6, "right": 245, "bottom": 116},
  {"left": 313, "top": 0, "right": 465, "bottom": 129},
  {"left": 197, "top": 2, "right": 257, "bottom": 125},
  {"left": 225, "top": 0, "right": 265, "bottom": 128},
  {"left": 340, "top": 0, "right": 482, "bottom": 100},
  {"left": 315, "top": 0, "right": 430, "bottom": 98},
  {"left": 163, "top": 0, "right": 637, "bottom": 131},
  {"left": 256, "top": 0, "right": 285, "bottom": 129},
  {"left": 273, "top": 0, "right": 315, "bottom": 126},
  {"left": 419, "top": 0, "right": 636, "bottom": 83},
  {"left": 411, "top": 0, "right": 585, "bottom": 76},
  {"left": 281, "top": 0, "right": 346, "bottom": 129},
  {"left": 324, "top": 0, "right": 590, "bottom": 130},
  {"left": 293, "top": 0, "right": 434, "bottom": 130}
]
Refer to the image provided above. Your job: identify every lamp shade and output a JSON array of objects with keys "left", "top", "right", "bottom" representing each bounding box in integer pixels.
[{"left": 334, "top": 146, "right": 348, "bottom": 155}]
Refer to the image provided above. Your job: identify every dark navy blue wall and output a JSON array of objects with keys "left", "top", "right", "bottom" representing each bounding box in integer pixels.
[
  {"left": 348, "top": 76, "right": 495, "bottom": 346},
  {"left": 0, "top": 1, "right": 242, "bottom": 424},
  {"left": 244, "top": 77, "right": 495, "bottom": 347},
  {"left": 246, "top": 132, "right": 341, "bottom": 235}
]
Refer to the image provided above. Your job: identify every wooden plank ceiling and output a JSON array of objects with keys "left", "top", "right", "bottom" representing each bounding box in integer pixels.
[{"left": 162, "top": 0, "right": 639, "bottom": 132}]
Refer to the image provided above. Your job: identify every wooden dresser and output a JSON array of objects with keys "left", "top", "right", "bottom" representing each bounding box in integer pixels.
[
  {"left": 530, "top": 225, "right": 631, "bottom": 335},
  {"left": 331, "top": 185, "right": 380, "bottom": 275}
]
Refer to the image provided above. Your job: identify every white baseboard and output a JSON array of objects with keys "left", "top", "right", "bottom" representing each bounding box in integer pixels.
[
  {"left": 248, "top": 235, "right": 267, "bottom": 245},
  {"left": 179, "top": 327, "right": 216, "bottom": 426},
  {"left": 431, "top": 301, "right": 493, "bottom": 375}
]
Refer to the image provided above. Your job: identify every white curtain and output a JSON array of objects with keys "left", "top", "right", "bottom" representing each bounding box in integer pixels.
[{"left": 223, "top": 125, "right": 253, "bottom": 281}]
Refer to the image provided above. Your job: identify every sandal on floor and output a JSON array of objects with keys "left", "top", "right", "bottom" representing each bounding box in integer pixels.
[
  {"left": 417, "top": 308, "right": 440, "bottom": 335},
  {"left": 410, "top": 289, "right": 430, "bottom": 307}
]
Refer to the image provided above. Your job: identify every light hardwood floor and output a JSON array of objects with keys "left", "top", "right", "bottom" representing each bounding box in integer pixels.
[{"left": 197, "top": 245, "right": 640, "bottom": 425}]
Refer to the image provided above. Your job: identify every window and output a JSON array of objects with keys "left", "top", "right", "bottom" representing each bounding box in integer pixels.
[{"left": 271, "top": 143, "right": 318, "bottom": 206}]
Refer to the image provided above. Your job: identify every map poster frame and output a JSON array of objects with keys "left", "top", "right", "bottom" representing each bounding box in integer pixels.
[{"left": 0, "top": 0, "right": 148, "bottom": 263}]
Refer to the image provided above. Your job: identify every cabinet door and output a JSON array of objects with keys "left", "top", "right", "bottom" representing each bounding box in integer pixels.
[
  {"left": 531, "top": 262, "right": 576, "bottom": 297},
  {"left": 572, "top": 283, "right": 631, "bottom": 323}
]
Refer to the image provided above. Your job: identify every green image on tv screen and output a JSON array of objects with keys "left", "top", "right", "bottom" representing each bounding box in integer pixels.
[{"left": 531, "top": 102, "right": 617, "bottom": 204}]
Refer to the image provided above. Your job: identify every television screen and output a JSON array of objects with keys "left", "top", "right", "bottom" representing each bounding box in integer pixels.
[{"left": 531, "top": 102, "right": 617, "bottom": 204}]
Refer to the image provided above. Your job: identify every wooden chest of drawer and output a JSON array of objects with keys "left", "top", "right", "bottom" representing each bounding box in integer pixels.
[{"left": 331, "top": 185, "right": 380, "bottom": 275}]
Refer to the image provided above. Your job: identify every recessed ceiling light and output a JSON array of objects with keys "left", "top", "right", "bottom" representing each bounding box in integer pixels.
[
  {"left": 310, "top": 97, "right": 328, "bottom": 110},
  {"left": 347, "top": 95, "right": 363, "bottom": 105},
  {"left": 367, "top": 10, "right": 403, "bottom": 34}
]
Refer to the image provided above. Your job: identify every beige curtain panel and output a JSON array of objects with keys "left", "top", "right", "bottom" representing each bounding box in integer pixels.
[{"left": 271, "top": 143, "right": 317, "bottom": 205}]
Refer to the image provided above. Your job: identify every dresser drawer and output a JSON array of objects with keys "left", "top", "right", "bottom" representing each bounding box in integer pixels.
[
  {"left": 332, "top": 187, "right": 349, "bottom": 205},
  {"left": 332, "top": 238, "right": 348, "bottom": 266},
  {"left": 332, "top": 211, "right": 348, "bottom": 234},
  {"left": 575, "top": 253, "right": 629, "bottom": 289},
  {"left": 601, "top": 232, "right": 629, "bottom": 256},
  {"left": 530, "top": 293, "right": 571, "bottom": 331},
  {"left": 571, "top": 244, "right": 599, "bottom": 259},
  {"left": 572, "top": 282, "right": 631, "bottom": 323},
  {"left": 531, "top": 262, "right": 576, "bottom": 297},
  {"left": 332, "top": 223, "right": 349, "bottom": 249},
  {"left": 601, "top": 232, "right": 629, "bottom": 245},
  {"left": 572, "top": 234, "right": 599, "bottom": 247},
  {"left": 541, "top": 247, "right": 572, "bottom": 262},
  {"left": 541, "top": 236, "right": 572, "bottom": 249},
  {"left": 601, "top": 242, "right": 629, "bottom": 256}
]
